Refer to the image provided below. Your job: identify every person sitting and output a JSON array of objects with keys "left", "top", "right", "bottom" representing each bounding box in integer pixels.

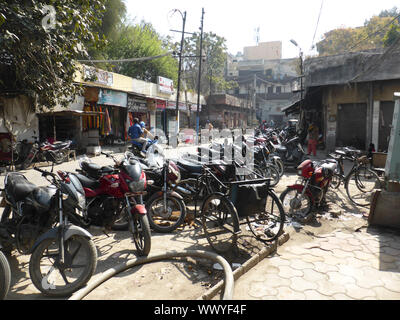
[{"left": 128, "top": 118, "right": 148, "bottom": 156}]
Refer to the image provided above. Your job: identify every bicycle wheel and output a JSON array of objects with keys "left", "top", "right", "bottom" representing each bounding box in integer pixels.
[
  {"left": 273, "top": 158, "right": 284, "bottom": 177},
  {"left": 280, "top": 188, "right": 313, "bottom": 222},
  {"left": 29, "top": 235, "right": 97, "bottom": 297},
  {"left": 260, "top": 165, "right": 280, "bottom": 187},
  {"left": 145, "top": 193, "right": 186, "bottom": 233},
  {"left": 246, "top": 190, "right": 285, "bottom": 242},
  {"left": 345, "top": 167, "right": 382, "bottom": 207},
  {"left": 201, "top": 193, "right": 240, "bottom": 253}
]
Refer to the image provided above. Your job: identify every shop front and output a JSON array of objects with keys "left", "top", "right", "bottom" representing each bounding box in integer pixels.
[{"left": 127, "top": 94, "right": 149, "bottom": 127}]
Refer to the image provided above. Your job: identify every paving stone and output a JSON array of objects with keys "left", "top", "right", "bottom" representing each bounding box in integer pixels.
[
  {"left": 354, "top": 274, "right": 384, "bottom": 289},
  {"left": 290, "top": 276, "right": 318, "bottom": 291},
  {"left": 307, "top": 247, "right": 331, "bottom": 258},
  {"left": 345, "top": 257, "right": 373, "bottom": 269},
  {"left": 347, "top": 238, "right": 364, "bottom": 247},
  {"left": 353, "top": 250, "right": 378, "bottom": 262},
  {"left": 248, "top": 281, "right": 278, "bottom": 299},
  {"left": 313, "top": 261, "right": 339, "bottom": 273},
  {"left": 316, "top": 279, "right": 347, "bottom": 296},
  {"left": 345, "top": 284, "right": 377, "bottom": 300},
  {"left": 303, "top": 289, "right": 331, "bottom": 300},
  {"left": 379, "top": 253, "right": 397, "bottom": 263},
  {"left": 332, "top": 293, "right": 353, "bottom": 300},
  {"left": 278, "top": 265, "right": 303, "bottom": 279},
  {"left": 285, "top": 245, "right": 310, "bottom": 256},
  {"left": 275, "top": 286, "right": 306, "bottom": 300},
  {"left": 290, "top": 259, "right": 315, "bottom": 271},
  {"left": 266, "top": 256, "right": 291, "bottom": 267},
  {"left": 298, "top": 253, "right": 325, "bottom": 263},
  {"left": 334, "top": 232, "right": 355, "bottom": 240},
  {"left": 331, "top": 248, "right": 356, "bottom": 259},
  {"left": 380, "top": 277, "right": 400, "bottom": 293},
  {"left": 381, "top": 246, "right": 400, "bottom": 257},
  {"left": 323, "top": 254, "right": 346, "bottom": 266},
  {"left": 373, "top": 286, "right": 400, "bottom": 300},
  {"left": 318, "top": 242, "right": 341, "bottom": 251},
  {"left": 327, "top": 271, "right": 356, "bottom": 285},
  {"left": 302, "top": 268, "right": 328, "bottom": 282},
  {"left": 337, "top": 265, "right": 362, "bottom": 279}
]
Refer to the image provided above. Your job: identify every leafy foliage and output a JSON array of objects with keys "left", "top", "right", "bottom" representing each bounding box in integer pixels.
[
  {"left": 0, "top": 0, "right": 105, "bottom": 110},
  {"left": 104, "top": 21, "right": 178, "bottom": 83},
  {"left": 317, "top": 9, "right": 400, "bottom": 56},
  {"left": 182, "top": 31, "right": 236, "bottom": 95}
]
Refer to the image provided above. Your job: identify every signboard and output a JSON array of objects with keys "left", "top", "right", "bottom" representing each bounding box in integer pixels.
[
  {"left": 127, "top": 95, "right": 147, "bottom": 113},
  {"left": 84, "top": 66, "right": 113, "bottom": 87},
  {"left": 98, "top": 89, "right": 127, "bottom": 107},
  {"left": 156, "top": 100, "right": 166, "bottom": 110},
  {"left": 167, "top": 101, "right": 187, "bottom": 111},
  {"left": 158, "top": 76, "right": 174, "bottom": 95}
]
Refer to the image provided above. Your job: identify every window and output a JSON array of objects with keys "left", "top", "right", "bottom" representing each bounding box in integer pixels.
[
  {"left": 276, "top": 86, "right": 282, "bottom": 94},
  {"left": 268, "top": 86, "right": 273, "bottom": 94}
]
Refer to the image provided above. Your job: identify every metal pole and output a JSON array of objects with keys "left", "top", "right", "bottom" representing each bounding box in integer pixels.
[
  {"left": 175, "top": 11, "right": 186, "bottom": 145},
  {"left": 196, "top": 8, "right": 205, "bottom": 144}
]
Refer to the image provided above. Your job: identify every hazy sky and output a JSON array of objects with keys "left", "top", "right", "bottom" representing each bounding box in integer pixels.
[{"left": 125, "top": 0, "right": 400, "bottom": 59}]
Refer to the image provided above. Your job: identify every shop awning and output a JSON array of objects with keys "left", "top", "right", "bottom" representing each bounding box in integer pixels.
[
  {"left": 40, "top": 110, "right": 104, "bottom": 116},
  {"left": 281, "top": 99, "right": 303, "bottom": 115}
]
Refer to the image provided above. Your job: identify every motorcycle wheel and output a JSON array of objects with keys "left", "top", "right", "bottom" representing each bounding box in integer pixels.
[
  {"left": 0, "top": 250, "right": 11, "bottom": 300},
  {"left": 260, "top": 165, "right": 280, "bottom": 187},
  {"left": 280, "top": 188, "right": 313, "bottom": 222},
  {"left": 145, "top": 193, "right": 186, "bottom": 233},
  {"left": 273, "top": 158, "right": 285, "bottom": 177},
  {"left": 29, "top": 235, "right": 97, "bottom": 297},
  {"left": 130, "top": 214, "right": 151, "bottom": 256}
]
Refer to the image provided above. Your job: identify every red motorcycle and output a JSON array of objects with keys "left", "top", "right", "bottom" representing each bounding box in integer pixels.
[
  {"left": 74, "top": 152, "right": 151, "bottom": 256},
  {"left": 280, "top": 159, "right": 337, "bottom": 222}
]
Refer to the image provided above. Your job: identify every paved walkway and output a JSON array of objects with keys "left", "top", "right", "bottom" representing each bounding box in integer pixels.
[{"left": 233, "top": 224, "right": 400, "bottom": 300}]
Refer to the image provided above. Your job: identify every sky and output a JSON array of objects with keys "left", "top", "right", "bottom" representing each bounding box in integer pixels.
[{"left": 124, "top": 0, "right": 400, "bottom": 59}]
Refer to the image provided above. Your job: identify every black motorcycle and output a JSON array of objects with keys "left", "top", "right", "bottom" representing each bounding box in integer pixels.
[
  {"left": 0, "top": 166, "right": 97, "bottom": 297},
  {"left": 269, "top": 136, "right": 306, "bottom": 168}
]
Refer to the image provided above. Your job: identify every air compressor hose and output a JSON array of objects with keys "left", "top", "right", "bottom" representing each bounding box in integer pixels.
[{"left": 69, "top": 249, "right": 234, "bottom": 300}]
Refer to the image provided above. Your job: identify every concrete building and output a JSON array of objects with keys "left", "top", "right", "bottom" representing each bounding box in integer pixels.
[
  {"left": 299, "top": 48, "right": 400, "bottom": 152},
  {"left": 243, "top": 41, "right": 282, "bottom": 61}
]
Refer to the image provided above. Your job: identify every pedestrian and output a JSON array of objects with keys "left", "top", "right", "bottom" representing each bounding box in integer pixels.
[
  {"left": 307, "top": 122, "right": 319, "bottom": 157},
  {"left": 128, "top": 118, "right": 148, "bottom": 157}
]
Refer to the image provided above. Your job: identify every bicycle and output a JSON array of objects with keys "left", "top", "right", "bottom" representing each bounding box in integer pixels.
[{"left": 329, "top": 147, "right": 383, "bottom": 207}]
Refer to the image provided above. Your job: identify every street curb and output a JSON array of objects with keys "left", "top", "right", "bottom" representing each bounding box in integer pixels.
[{"left": 197, "top": 232, "right": 290, "bottom": 300}]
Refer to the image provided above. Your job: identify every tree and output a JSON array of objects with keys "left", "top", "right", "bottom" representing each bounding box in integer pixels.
[
  {"left": 104, "top": 21, "right": 178, "bottom": 83},
  {"left": 316, "top": 10, "right": 400, "bottom": 56},
  {"left": 0, "top": 0, "right": 105, "bottom": 110},
  {"left": 182, "top": 32, "right": 236, "bottom": 96}
]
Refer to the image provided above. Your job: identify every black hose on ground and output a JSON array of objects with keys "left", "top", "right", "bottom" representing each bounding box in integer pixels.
[{"left": 69, "top": 250, "right": 234, "bottom": 300}]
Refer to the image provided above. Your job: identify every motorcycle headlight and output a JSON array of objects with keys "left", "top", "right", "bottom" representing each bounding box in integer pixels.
[{"left": 77, "top": 192, "right": 86, "bottom": 210}]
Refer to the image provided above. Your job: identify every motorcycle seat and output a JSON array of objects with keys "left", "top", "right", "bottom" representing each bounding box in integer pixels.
[
  {"left": 6, "top": 173, "right": 38, "bottom": 202},
  {"left": 177, "top": 160, "right": 203, "bottom": 174},
  {"left": 75, "top": 173, "right": 100, "bottom": 190},
  {"left": 32, "top": 186, "right": 57, "bottom": 210},
  {"left": 275, "top": 145, "right": 287, "bottom": 153}
]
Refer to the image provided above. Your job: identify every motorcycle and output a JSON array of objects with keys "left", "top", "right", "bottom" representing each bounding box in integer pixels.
[
  {"left": 0, "top": 246, "right": 11, "bottom": 300},
  {"left": 0, "top": 166, "right": 97, "bottom": 297},
  {"left": 129, "top": 136, "right": 159, "bottom": 159},
  {"left": 280, "top": 159, "right": 337, "bottom": 222},
  {"left": 74, "top": 152, "right": 151, "bottom": 256},
  {"left": 20, "top": 137, "right": 72, "bottom": 169},
  {"left": 269, "top": 136, "right": 306, "bottom": 168},
  {"left": 129, "top": 153, "right": 186, "bottom": 234}
]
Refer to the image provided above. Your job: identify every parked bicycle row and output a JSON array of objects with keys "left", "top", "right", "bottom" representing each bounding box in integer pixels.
[{"left": 0, "top": 129, "right": 383, "bottom": 299}]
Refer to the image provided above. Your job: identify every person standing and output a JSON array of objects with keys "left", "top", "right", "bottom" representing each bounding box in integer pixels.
[{"left": 307, "top": 122, "right": 319, "bottom": 157}]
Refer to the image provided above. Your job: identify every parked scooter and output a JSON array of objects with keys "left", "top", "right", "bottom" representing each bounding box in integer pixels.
[
  {"left": 74, "top": 152, "right": 151, "bottom": 256},
  {"left": 0, "top": 166, "right": 97, "bottom": 297},
  {"left": 280, "top": 159, "right": 337, "bottom": 222}
]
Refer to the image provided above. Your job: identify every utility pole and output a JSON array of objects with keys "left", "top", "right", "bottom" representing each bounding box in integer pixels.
[
  {"left": 196, "top": 8, "right": 205, "bottom": 144},
  {"left": 174, "top": 11, "right": 187, "bottom": 144},
  {"left": 252, "top": 73, "right": 257, "bottom": 127}
]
